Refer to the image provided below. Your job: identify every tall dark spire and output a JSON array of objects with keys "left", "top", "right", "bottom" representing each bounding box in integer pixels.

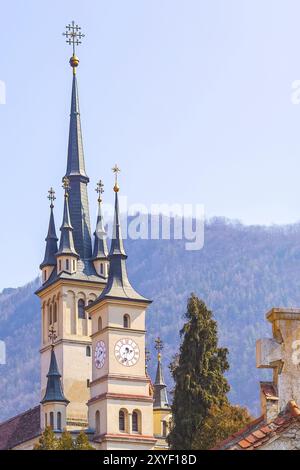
[
  {"left": 40, "top": 188, "right": 58, "bottom": 269},
  {"left": 41, "top": 327, "right": 69, "bottom": 404},
  {"left": 153, "top": 338, "right": 170, "bottom": 409},
  {"left": 96, "top": 168, "right": 151, "bottom": 303},
  {"left": 57, "top": 177, "right": 79, "bottom": 257},
  {"left": 63, "top": 22, "right": 92, "bottom": 260},
  {"left": 92, "top": 180, "right": 108, "bottom": 260}
]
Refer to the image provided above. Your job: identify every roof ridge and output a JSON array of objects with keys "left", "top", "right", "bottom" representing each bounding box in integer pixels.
[{"left": 212, "top": 415, "right": 265, "bottom": 450}]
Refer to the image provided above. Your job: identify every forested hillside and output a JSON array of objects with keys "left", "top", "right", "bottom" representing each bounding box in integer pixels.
[{"left": 2, "top": 217, "right": 300, "bottom": 423}]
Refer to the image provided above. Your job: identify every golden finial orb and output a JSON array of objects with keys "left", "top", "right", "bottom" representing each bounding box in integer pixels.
[{"left": 69, "top": 54, "right": 80, "bottom": 69}]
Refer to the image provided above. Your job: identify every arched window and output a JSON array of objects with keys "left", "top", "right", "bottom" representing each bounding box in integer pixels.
[
  {"left": 119, "top": 410, "right": 125, "bottom": 432},
  {"left": 45, "top": 413, "right": 47, "bottom": 427},
  {"left": 78, "top": 299, "right": 85, "bottom": 319},
  {"left": 57, "top": 412, "right": 62, "bottom": 430},
  {"left": 95, "top": 410, "right": 100, "bottom": 435},
  {"left": 50, "top": 412, "right": 54, "bottom": 429},
  {"left": 59, "top": 260, "right": 62, "bottom": 271},
  {"left": 72, "top": 259, "right": 75, "bottom": 271},
  {"left": 44, "top": 270, "right": 47, "bottom": 282},
  {"left": 100, "top": 263, "right": 104, "bottom": 275},
  {"left": 53, "top": 303, "right": 57, "bottom": 323},
  {"left": 98, "top": 316, "right": 102, "bottom": 331},
  {"left": 49, "top": 305, "right": 53, "bottom": 325},
  {"left": 86, "top": 346, "right": 91, "bottom": 357},
  {"left": 132, "top": 411, "right": 139, "bottom": 433},
  {"left": 123, "top": 314, "right": 130, "bottom": 328},
  {"left": 66, "top": 259, "right": 69, "bottom": 270},
  {"left": 162, "top": 420, "right": 168, "bottom": 437}
]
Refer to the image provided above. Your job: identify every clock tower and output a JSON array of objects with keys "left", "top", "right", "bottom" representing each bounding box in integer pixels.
[{"left": 87, "top": 174, "right": 156, "bottom": 450}]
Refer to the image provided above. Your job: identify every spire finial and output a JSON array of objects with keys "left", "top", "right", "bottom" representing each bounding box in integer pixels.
[
  {"left": 48, "top": 187, "right": 56, "bottom": 209},
  {"left": 63, "top": 21, "right": 85, "bottom": 74},
  {"left": 62, "top": 176, "right": 70, "bottom": 197},
  {"left": 96, "top": 179, "right": 104, "bottom": 203},
  {"left": 48, "top": 326, "right": 57, "bottom": 349},
  {"left": 155, "top": 336, "right": 164, "bottom": 361},
  {"left": 112, "top": 164, "right": 120, "bottom": 192},
  {"left": 145, "top": 347, "right": 151, "bottom": 372}
]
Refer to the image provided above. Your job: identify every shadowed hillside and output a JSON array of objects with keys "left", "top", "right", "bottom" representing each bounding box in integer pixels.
[{"left": 2, "top": 217, "right": 300, "bottom": 422}]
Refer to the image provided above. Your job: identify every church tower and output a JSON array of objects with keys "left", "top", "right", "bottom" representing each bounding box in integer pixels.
[
  {"left": 86, "top": 171, "right": 156, "bottom": 450},
  {"left": 36, "top": 22, "right": 107, "bottom": 430}
]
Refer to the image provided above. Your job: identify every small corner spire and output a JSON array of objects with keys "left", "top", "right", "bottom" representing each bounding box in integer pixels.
[
  {"left": 40, "top": 187, "right": 58, "bottom": 270},
  {"left": 92, "top": 179, "right": 108, "bottom": 262},
  {"left": 153, "top": 336, "right": 170, "bottom": 409},
  {"left": 63, "top": 21, "right": 85, "bottom": 74},
  {"left": 57, "top": 177, "right": 79, "bottom": 258}
]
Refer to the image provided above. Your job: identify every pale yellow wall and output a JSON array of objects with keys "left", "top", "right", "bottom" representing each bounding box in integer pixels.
[
  {"left": 153, "top": 409, "right": 172, "bottom": 437},
  {"left": 38, "top": 280, "right": 104, "bottom": 427},
  {"left": 87, "top": 298, "right": 155, "bottom": 449}
]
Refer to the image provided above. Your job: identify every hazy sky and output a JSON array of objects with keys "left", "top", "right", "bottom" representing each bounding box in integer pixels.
[{"left": 1, "top": 0, "right": 300, "bottom": 288}]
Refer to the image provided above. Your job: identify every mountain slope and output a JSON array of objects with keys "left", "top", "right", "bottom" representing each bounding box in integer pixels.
[{"left": 2, "top": 218, "right": 300, "bottom": 422}]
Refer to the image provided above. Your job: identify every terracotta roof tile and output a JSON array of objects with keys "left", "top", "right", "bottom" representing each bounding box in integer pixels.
[
  {"left": 215, "top": 400, "right": 300, "bottom": 450},
  {"left": 238, "top": 439, "right": 252, "bottom": 449},
  {"left": 252, "top": 430, "right": 266, "bottom": 439}
]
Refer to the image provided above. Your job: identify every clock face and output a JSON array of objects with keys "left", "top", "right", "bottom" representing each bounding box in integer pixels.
[
  {"left": 94, "top": 340, "right": 106, "bottom": 369},
  {"left": 114, "top": 338, "right": 140, "bottom": 367}
]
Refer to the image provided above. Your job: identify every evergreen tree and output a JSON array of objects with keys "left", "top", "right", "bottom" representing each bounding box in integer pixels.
[
  {"left": 74, "top": 431, "right": 94, "bottom": 450},
  {"left": 192, "top": 403, "right": 252, "bottom": 450},
  {"left": 57, "top": 429, "right": 75, "bottom": 450},
  {"left": 168, "top": 294, "right": 230, "bottom": 450},
  {"left": 34, "top": 426, "right": 58, "bottom": 450}
]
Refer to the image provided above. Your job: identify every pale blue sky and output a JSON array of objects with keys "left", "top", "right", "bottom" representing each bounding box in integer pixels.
[{"left": 1, "top": 0, "right": 300, "bottom": 288}]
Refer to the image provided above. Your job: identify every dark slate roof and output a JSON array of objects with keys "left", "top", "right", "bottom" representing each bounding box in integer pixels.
[
  {"left": 41, "top": 347, "right": 69, "bottom": 404},
  {"left": 94, "top": 190, "right": 151, "bottom": 304},
  {"left": 92, "top": 199, "right": 108, "bottom": 260},
  {"left": 64, "top": 73, "right": 92, "bottom": 260},
  {"left": 57, "top": 192, "right": 79, "bottom": 257},
  {"left": 153, "top": 356, "right": 170, "bottom": 410},
  {"left": 40, "top": 207, "right": 58, "bottom": 268},
  {"left": 35, "top": 258, "right": 106, "bottom": 294},
  {"left": 0, "top": 406, "right": 41, "bottom": 449}
]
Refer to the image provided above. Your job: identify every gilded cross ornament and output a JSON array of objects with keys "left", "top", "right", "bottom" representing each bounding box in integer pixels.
[
  {"left": 63, "top": 21, "right": 85, "bottom": 56},
  {"left": 145, "top": 347, "right": 151, "bottom": 371},
  {"left": 112, "top": 164, "right": 120, "bottom": 192},
  {"left": 49, "top": 326, "right": 57, "bottom": 347},
  {"left": 155, "top": 337, "right": 164, "bottom": 361},
  {"left": 96, "top": 180, "right": 104, "bottom": 203},
  {"left": 48, "top": 187, "right": 56, "bottom": 209},
  {"left": 62, "top": 176, "right": 70, "bottom": 196}
]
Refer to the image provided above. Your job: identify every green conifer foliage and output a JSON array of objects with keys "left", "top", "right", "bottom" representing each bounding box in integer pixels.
[
  {"left": 34, "top": 426, "right": 58, "bottom": 450},
  {"left": 168, "top": 293, "right": 230, "bottom": 450}
]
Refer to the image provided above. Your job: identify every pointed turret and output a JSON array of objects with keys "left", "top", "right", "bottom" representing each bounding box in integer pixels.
[
  {"left": 56, "top": 177, "right": 79, "bottom": 274},
  {"left": 96, "top": 166, "right": 150, "bottom": 303},
  {"left": 63, "top": 54, "right": 92, "bottom": 260},
  {"left": 41, "top": 347, "right": 69, "bottom": 405},
  {"left": 40, "top": 327, "right": 69, "bottom": 431},
  {"left": 40, "top": 188, "right": 58, "bottom": 283},
  {"left": 92, "top": 180, "right": 109, "bottom": 277},
  {"left": 153, "top": 337, "right": 170, "bottom": 409}
]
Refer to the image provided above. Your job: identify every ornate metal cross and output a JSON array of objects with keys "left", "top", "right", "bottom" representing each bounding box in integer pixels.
[
  {"left": 96, "top": 180, "right": 104, "bottom": 202},
  {"left": 145, "top": 347, "right": 151, "bottom": 371},
  {"left": 48, "top": 187, "right": 56, "bottom": 209},
  {"left": 155, "top": 337, "right": 164, "bottom": 353},
  {"left": 62, "top": 176, "right": 70, "bottom": 195},
  {"left": 112, "top": 164, "right": 121, "bottom": 185},
  {"left": 63, "top": 21, "right": 85, "bottom": 55},
  {"left": 49, "top": 326, "right": 57, "bottom": 346}
]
